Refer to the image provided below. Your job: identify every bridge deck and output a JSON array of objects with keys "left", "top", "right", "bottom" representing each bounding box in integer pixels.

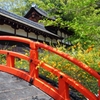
[{"left": 0, "top": 72, "right": 53, "bottom": 100}]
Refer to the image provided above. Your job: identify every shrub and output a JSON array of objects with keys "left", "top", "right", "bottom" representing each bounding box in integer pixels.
[{"left": 38, "top": 43, "right": 100, "bottom": 95}]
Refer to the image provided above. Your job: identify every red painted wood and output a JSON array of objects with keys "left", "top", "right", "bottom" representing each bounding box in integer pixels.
[{"left": 0, "top": 36, "right": 99, "bottom": 100}]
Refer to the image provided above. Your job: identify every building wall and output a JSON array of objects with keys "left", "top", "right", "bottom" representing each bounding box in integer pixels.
[
  {"left": 28, "top": 32, "right": 37, "bottom": 39},
  {"left": 0, "top": 24, "right": 58, "bottom": 44},
  {"left": 16, "top": 29, "right": 27, "bottom": 37},
  {"left": 0, "top": 24, "right": 14, "bottom": 34},
  {"left": 28, "top": 11, "right": 42, "bottom": 22}
]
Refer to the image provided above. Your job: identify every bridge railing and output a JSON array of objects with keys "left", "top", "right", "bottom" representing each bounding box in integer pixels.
[{"left": 0, "top": 36, "right": 99, "bottom": 100}]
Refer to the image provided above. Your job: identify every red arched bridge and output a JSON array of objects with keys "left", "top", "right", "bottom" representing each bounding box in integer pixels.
[{"left": 0, "top": 36, "right": 100, "bottom": 100}]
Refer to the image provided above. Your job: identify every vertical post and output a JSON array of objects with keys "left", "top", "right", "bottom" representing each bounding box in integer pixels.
[
  {"left": 58, "top": 75, "right": 70, "bottom": 100},
  {"left": 29, "top": 42, "right": 38, "bottom": 78},
  {"left": 6, "top": 52, "right": 15, "bottom": 67}
]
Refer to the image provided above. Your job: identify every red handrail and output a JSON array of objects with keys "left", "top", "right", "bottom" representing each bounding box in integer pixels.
[{"left": 0, "top": 36, "right": 99, "bottom": 100}]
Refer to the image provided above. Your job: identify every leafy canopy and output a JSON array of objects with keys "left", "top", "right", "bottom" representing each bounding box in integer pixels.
[
  {"left": 28, "top": 0, "right": 100, "bottom": 45},
  {"left": 1, "top": 0, "right": 100, "bottom": 46},
  {"left": 0, "top": 0, "right": 26, "bottom": 16}
]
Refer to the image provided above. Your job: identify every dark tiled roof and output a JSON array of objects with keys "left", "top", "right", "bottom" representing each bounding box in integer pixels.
[
  {"left": 32, "top": 3, "right": 48, "bottom": 17},
  {"left": 24, "top": 4, "right": 55, "bottom": 20},
  {"left": 0, "top": 8, "right": 60, "bottom": 38}
]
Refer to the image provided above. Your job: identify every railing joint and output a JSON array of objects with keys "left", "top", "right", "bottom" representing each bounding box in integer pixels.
[
  {"left": 60, "top": 75, "right": 63, "bottom": 79},
  {"left": 29, "top": 78, "right": 34, "bottom": 86},
  {"left": 30, "top": 59, "right": 33, "bottom": 63},
  {"left": 7, "top": 52, "right": 9, "bottom": 55}
]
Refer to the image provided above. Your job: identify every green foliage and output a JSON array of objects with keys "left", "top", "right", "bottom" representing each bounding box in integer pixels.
[
  {"left": 0, "top": 0, "right": 27, "bottom": 16},
  {"left": 27, "top": 0, "right": 100, "bottom": 46},
  {"left": 38, "top": 43, "right": 100, "bottom": 95},
  {"left": 1, "top": 0, "right": 100, "bottom": 45},
  {"left": 0, "top": 54, "right": 6, "bottom": 64},
  {"left": 15, "top": 58, "right": 29, "bottom": 71}
]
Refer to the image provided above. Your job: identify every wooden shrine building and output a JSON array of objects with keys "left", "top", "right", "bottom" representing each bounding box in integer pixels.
[
  {"left": 24, "top": 3, "right": 55, "bottom": 22},
  {"left": 0, "top": 4, "right": 73, "bottom": 46},
  {"left": 24, "top": 4, "right": 73, "bottom": 43}
]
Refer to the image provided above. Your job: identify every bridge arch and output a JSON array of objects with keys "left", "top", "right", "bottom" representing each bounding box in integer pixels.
[{"left": 0, "top": 36, "right": 99, "bottom": 100}]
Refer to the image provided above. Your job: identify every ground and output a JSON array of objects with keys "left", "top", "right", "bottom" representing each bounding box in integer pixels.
[{"left": 0, "top": 71, "right": 53, "bottom": 100}]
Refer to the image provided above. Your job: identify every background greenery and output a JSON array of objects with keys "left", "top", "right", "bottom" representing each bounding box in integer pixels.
[
  {"left": 0, "top": 0, "right": 100, "bottom": 46},
  {"left": 0, "top": 0, "right": 100, "bottom": 99}
]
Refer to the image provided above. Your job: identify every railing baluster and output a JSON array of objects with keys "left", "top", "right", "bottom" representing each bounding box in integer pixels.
[
  {"left": 6, "top": 52, "right": 15, "bottom": 67},
  {"left": 0, "top": 36, "right": 99, "bottom": 100},
  {"left": 58, "top": 75, "right": 70, "bottom": 100}
]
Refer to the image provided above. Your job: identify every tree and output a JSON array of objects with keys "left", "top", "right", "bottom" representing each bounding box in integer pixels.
[
  {"left": 1, "top": 0, "right": 100, "bottom": 46},
  {"left": 0, "top": 0, "right": 26, "bottom": 16},
  {"left": 27, "top": 0, "right": 100, "bottom": 46}
]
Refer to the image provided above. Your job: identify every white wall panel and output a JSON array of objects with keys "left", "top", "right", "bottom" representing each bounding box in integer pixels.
[
  {"left": 46, "top": 37, "right": 51, "bottom": 42},
  {"left": 28, "top": 32, "right": 37, "bottom": 39},
  {"left": 16, "top": 29, "right": 27, "bottom": 37},
  {"left": 38, "top": 35, "right": 44, "bottom": 41},
  {"left": 62, "top": 32, "right": 65, "bottom": 38},
  {"left": 0, "top": 24, "right": 14, "bottom": 34},
  {"left": 57, "top": 30, "right": 61, "bottom": 36},
  {"left": 52, "top": 39, "right": 57, "bottom": 43}
]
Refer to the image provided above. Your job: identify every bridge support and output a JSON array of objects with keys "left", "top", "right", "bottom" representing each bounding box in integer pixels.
[{"left": 0, "top": 36, "right": 99, "bottom": 100}]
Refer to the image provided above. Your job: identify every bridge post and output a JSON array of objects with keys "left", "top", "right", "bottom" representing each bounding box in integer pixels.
[
  {"left": 58, "top": 75, "right": 70, "bottom": 100},
  {"left": 29, "top": 42, "right": 38, "bottom": 78},
  {"left": 6, "top": 52, "right": 15, "bottom": 67}
]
